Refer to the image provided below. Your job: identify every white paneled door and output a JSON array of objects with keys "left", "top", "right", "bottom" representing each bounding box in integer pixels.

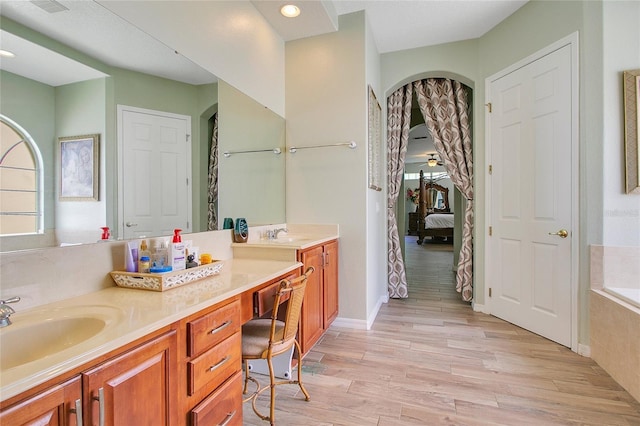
[
  {"left": 118, "top": 106, "right": 191, "bottom": 240},
  {"left": 487, "top": 39, "right": 576, "bottom": 347}
]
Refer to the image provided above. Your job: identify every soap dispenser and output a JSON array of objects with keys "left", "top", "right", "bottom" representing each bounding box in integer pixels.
[
  {"left": 99, "top": 227, "right": 111, "bottom": 241},
  {"left": 171, "top": 229, "right": 186, "bottom": 271}
]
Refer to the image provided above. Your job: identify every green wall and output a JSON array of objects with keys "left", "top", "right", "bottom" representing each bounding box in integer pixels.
[{"left": 55, "top": 78, "right": 107, "bottom": 243}]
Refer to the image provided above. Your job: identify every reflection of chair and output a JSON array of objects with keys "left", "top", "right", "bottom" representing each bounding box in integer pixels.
[{"left": 242, "top": 267, "right": 314, "bottom": 425}]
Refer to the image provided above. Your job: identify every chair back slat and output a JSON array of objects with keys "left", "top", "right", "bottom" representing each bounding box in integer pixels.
[{"left": 270, "top": 266, "right": 314, "bottom": 347}]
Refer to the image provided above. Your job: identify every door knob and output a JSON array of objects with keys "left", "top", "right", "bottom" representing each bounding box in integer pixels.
[
  {"left": 125, "top": 222, "right": 138, "bottom": 227},
  {"left": 548, "top": 229, "right": 568, "bottom": 238}
]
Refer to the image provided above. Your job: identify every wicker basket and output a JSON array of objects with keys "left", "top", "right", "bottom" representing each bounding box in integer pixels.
[{"left": 110, "top": 261, "right": 224, "bottom": 291}]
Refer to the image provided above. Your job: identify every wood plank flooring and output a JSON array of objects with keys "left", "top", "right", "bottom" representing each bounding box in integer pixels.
[{"left": 243, "top": 237, "right": 640, "bottom": 425}]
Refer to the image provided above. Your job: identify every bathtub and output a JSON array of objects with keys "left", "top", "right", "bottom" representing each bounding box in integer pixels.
[
  {"left": 605, "top": 287, "right": 640, "bottom": 309},
  {"left": 590, "top": 245, "right": 640, "bottom": 402}
]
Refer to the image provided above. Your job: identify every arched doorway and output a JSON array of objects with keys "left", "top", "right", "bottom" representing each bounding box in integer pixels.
[{"left": 386, "top": 76, "right": 474, "bottom": 302}]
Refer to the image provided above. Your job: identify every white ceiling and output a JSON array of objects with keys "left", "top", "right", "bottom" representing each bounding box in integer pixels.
[
  {"left": 0, "top": 0, "right": 528, "bottom": 87},
  {"left": 0, "top": 0, "right": 216, "bottom": 87}
]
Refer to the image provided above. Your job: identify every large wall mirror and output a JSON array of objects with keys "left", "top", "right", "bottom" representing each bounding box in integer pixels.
[{"left": 0, "top": 1, "right": 285, "bottom": 252}]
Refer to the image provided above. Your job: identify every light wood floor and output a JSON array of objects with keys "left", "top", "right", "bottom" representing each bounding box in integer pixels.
[{"left": 243, "top": 237, "right": 640, "bottom": 425}]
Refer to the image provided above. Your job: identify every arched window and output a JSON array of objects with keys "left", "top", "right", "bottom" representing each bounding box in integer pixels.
[{"left": 0, "top": 114, "right": 44, "bottom": 236}]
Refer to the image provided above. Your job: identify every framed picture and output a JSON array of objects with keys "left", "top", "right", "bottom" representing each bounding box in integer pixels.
[
  {"left": 368, "top": 85, "right": 382, "bottom": 191},
  {"left": 59, "top": 134, "right": 99, "bottom": 201},
  {"left": 623, "top": 69, "right": 640, "bottom": 194}
]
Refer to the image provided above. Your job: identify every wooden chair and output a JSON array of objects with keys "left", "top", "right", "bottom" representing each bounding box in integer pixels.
[{"left": 242, "top": 266, "right": 314, "bottom": 425}]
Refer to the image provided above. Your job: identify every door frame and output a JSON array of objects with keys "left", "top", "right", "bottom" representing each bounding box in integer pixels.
[
  {"left": 484, "top": 32, "right": 579, "bottom": 352},
  {"left": 116, "top": 105, "right": 192, "bottom": 239}
]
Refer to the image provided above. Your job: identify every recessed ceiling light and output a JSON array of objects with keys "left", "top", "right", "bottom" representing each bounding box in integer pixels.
[
  {"left": 0, "top": 50, "right": 15, "bottom": 58},
  {"left": 280, "top": 4, "right": 300, "bottom": 18}
]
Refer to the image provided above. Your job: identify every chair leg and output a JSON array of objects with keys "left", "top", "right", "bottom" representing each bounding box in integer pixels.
[
  {"left": 294, "top": 340, "right": 311, "bottom": 401},
  {"left": 267, "top": 355, "right": 276, "bottom": 426},
  {"left": 243, "top": 359, "right": 250, "bottom": 394}
]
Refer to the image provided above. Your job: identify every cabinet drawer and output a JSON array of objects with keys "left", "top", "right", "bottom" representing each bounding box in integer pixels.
[
  {"left": 188, "top": 332, "right": 240, "bottom": 396},
  {"left": 190, "top": 371, "right": 242, "bottom": 426},
  {"left": 253, "top": 272, "right": 297, "bottom": 317},
  {"left": 188, "top": 300, "right": 240, "bottom": 357}
]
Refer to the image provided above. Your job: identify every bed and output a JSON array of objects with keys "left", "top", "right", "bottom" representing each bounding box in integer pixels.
[{"left": 416, "top": 170, "right": 454, "bottom": 245}]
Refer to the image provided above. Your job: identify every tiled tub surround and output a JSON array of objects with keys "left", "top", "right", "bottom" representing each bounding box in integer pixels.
[
  {"left": 0, "top": 224, "right": 338, "bottom": 402},
  {"left": 590, "top": 245, "right": 640, "bottom": 403}
]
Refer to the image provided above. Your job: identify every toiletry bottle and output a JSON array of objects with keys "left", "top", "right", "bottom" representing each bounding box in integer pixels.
[
  {"left": 152, "top": 241, "right": 169, "bottom": 269},
  {"left": 138, "top": 256, "right": 151, "bottom": 273},
  {"left": 125, "top": 241, "right": 137, "bottom": 272},
  {"left": 101, "top": 227, "right": 110, "bottom": 240},
  {"left": 171, "top": 230, "right": 186, "bottom": 271},
  {"left": 138, "top": 240, "right": 151, "bottom": 266}
]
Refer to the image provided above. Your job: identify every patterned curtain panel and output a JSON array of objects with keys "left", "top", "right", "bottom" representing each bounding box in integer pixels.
[
  {"left": 387, "top": 84, "right": 413, "bottom": 299},
  {"left": 414, "top": 79, "right": 474, "bottom": 301},
  {"left": 207, "top": 113, "right": 219, "bottom": 231}
]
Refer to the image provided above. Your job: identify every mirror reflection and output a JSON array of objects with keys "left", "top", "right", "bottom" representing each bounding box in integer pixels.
[{"left": 0, "top": 2, "right": 285, "bottom": 252}]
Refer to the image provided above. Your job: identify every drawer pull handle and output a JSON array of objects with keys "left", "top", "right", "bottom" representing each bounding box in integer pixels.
[
  {"left": 209, "top": 320, "right": 232, "bottom": 335},
  {"left": 208, "top": 356, "right": 230, "bottom": 373},
  {"left": 92, "top": 387, "right": 105, "bottom": 426},
  {"left": 70, "top": 398, "right": 83, "bottom": 426},
  {"left": 219, "top": 410, "right": 236, "bottom": 426}
]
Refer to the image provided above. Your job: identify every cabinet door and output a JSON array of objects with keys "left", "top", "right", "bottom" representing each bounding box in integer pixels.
[
  {"left": 323, "top": 240, "right": 339, "bottom": 328},
  {"left": 83, "top": 330, "right": 177, "bottom": 426},
  {"left": 0, "top": 377, "right": 82, "bottom": 426},
  {"left": 299, "top": 245, "right": 324, "bottom": 354}
]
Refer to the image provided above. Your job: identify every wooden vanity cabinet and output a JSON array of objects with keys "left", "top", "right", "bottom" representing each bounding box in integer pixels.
[
  {"left": 0, "top": 329, "right": 177, "bottom": 426},
  {"left": 83, "top": 329, "right": 178, "bottom": 426},
  {"left": 181, "top": 298, "right": 242, "bottom": 426},
  {"left": 298, "top": 239, "right": 339, "bottom": 355},
  {"left": 0, "top": 376, "right": 82, "bottom": 426}
]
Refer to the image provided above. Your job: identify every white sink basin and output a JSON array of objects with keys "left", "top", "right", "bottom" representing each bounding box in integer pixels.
[
  {"left": 268, "top": 234, "right": 316, "bottom": 244},
  {"left": 0, "top": 305, "right": 120, "bottom": 371}
]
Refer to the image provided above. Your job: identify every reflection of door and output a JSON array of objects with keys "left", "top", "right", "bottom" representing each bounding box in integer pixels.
[
  {"left": 486, "top": 36, "right": 577, "bottom": 348},
  {"left": 118, "top": 106, "right": 191, "bottom": 240}
]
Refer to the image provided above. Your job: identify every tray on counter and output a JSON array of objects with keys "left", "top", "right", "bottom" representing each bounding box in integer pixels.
[{"left": 110, "top": 261, "right": 224, "bottom": 291}]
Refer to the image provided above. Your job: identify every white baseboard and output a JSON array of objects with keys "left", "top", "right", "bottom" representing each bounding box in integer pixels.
[
  {"left": 577, "top": 343, "right": 591, "bottom": 358},
  {"left": 331, "top": 294, "right": 389, "bottom": 331},
  {"left": 472, "top": 302, "right": 489, "bottom": 314},
  {"left": 331, "top": 317, "right": 368, "bottom": 329}
]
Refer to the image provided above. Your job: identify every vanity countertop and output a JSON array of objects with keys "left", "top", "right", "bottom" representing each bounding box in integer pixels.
[
  {"left": 0, "top": 258, "right": 301, "bottom": 402},
  {"left": 234, "top": 229, "right": 339, "bottom": 250}
]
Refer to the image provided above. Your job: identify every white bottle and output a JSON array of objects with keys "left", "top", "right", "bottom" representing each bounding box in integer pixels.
[{"left": 152, "top": 241, "right": 169, "bottom": 269}]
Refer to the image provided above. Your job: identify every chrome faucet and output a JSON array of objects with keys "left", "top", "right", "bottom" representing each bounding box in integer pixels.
[
  {"left": 266, "top": 228, "right": 288, "bottom": 240},
  {"left": 0, "top": 296, "right": 20, "bottom": 327}
]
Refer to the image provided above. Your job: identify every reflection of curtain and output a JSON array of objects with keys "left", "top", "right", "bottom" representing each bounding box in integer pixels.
[
  {"left": 426, "top": 188, "right": 437, "bottom": 209},
  {"left": 414, "top": 79, "right": 474, "bottom": 301},
  {"left": 207, "top": 113, "right": 219, "bottom": 231},
  {"left": 387, "top": 84, "right": 413, "bottom": 299}
]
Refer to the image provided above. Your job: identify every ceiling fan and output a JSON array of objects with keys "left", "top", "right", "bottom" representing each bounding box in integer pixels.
[{"left": 419, "top": 153, "right": 444, "bottom": 167}]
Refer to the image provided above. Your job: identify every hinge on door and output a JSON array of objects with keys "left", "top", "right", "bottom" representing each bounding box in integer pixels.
[
  {"left": 186, "top": 178, "right": 189, "bottom": 186},
  {"left": 489, "top": 288, "right": 492, "bottom": 297},
  {"left": 489, "top": 165, "right": 492, "bottom": 175},
  {"left": 489, "top": 226, "right": 492, "bottom": 236},
  {"left": 485, "top": 102, "right": 492, "bottom": 113},
  {"left": 186, "top": 134, "right": 191, "bottom": 142}
]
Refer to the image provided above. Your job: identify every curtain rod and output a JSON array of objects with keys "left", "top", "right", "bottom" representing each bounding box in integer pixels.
[
  {"left": 288, "top": 141, "right": 356, "bottom": 153},
  {"left": 222, "top": 148, "right": 282, "bottom": 158}
]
